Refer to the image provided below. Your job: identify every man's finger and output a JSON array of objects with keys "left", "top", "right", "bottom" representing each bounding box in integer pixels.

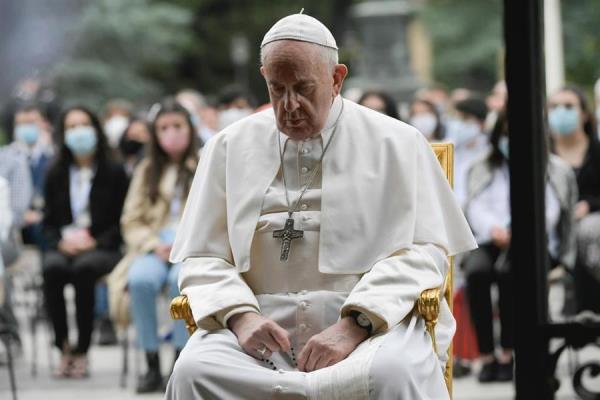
[
  {"left": 305, "top": 350, "right": 322, "bottom": 372},
  {"left": 268, "top": 324, "right": 291, "bottom": 353},
  {"left": 315, "top": 355, "right": 333, "bottom": 371},
  {"left": 297, "top": 344, "right": 312, "bottom": 372},
  {"left": 251, "top": 345, "right": 272, "bottom": 360},
  {"left": 258, "top": 331, "right": 282, "bottom": 353}
]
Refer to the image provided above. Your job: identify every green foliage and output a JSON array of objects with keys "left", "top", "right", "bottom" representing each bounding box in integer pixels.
[
  {"left": 421, "top": 0, "right": 600, "bottom": 94},
  {"left": 562, "top": 1, "right": 600, "bottom": 91},
  {"left": 152, "top": 0, "right": 350, "bottom": 104},
  {"left": 50, "top": 0, "right": 193, "bottom": 110},
  {"left": 420, "top": 0, "right": 503, "bottom": 91}
]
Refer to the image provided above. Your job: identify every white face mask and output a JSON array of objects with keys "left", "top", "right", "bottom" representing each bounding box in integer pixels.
[
  {"left": 446, "top": 119, "right": 481, "bottom": 146},
  {"left": 218, "top": 108, "right": 252, "bottom": 130},
  {"left": 409, "top": 113, "right": 437, "bottom": 139},
  {"left": 104, "top": 115, "right": 129, "bottom": 148}
]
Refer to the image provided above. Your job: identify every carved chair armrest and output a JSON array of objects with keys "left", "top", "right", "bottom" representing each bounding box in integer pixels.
[
  {"left": 416, "top": 287, "right": 442, "bottom": 354},
  {"left": 170, "top": 295, "right": 198, "bottom": 335}
]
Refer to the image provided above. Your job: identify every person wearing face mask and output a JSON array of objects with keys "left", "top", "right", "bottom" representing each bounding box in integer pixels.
[
  {"left": 409, "top": 98, "right": 444, "bottom": 141},
  {"left": 549, "top": 85, "right": 600, "bottom": 314},
  {"left": 107, "top": 98, "right": 199, "bottom": 393},
  {"left": 118, "top": 116, "right": 151, "bottom": 177},
  {"left": 102, "top": 99, "right": 133, "bottom": 150},
  {"left": 463, "top": 109, "right": 577, "bottom": 382},
  {"left": 446, "top": 97, "right": 490, "bottom": 208},
  {"left": 9, "top": 103, "right": 54, "bottom": 251},
  {"left": 42, "top": 106, "right": 129, "bottom": 378}
]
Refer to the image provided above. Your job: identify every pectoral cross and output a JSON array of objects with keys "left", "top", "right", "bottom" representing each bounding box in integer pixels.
[{"left": 273, "top": 217, "right": 304, "bottom": 261}]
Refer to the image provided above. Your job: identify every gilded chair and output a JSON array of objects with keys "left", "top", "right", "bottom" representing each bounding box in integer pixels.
[{"left": 170, "top": 142, "right": 455, "bottom": 396}]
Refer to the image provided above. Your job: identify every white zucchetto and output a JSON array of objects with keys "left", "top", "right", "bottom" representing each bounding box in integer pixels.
[{"left": 261, "top": 12, "right": 338, "bottom": 50}]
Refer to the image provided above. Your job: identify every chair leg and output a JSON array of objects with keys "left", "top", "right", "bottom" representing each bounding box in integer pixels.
[
  {"left": 29, "top": 308, "right": 37, "bottom": 377},
  {"left": 2, "top": 333, "right": 18, "bottom": 400},
  {"left": 120, "top": 328, "right": 129, "bottom": 388}
]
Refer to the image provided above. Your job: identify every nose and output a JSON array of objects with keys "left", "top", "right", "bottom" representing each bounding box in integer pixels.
[{"left": 283, "top": 90, "right": 300, "bottom": 113}]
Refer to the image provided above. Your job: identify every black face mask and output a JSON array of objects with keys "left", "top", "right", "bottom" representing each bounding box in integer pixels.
[{"left": 120, "top": 138, "right": 145, "bottom": 156}]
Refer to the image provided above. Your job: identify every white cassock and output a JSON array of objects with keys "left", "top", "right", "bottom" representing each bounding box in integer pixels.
[{"left": 166, "top": 96, "right": 477, "bottom": 400}]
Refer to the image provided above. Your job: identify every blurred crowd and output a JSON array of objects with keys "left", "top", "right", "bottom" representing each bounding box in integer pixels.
[{"left": 0, "top": 76, "right": 599, "bottom": 393}]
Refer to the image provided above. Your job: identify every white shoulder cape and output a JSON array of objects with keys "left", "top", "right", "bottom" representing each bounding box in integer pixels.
[{"left": 171, "top": 97, "right": 476, "bottom": 274}]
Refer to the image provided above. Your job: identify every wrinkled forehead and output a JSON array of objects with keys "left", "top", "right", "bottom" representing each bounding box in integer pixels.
[{"left": 262, "top": 40, "right": 324, "bottom": 72}]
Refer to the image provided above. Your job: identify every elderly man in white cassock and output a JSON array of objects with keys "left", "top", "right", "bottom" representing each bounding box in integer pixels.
[{"left": 166, "top": 12, "right": 476, "bottom": 400}]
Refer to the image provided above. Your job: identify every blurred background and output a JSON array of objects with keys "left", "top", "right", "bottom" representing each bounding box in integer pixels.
[{"left": 1, "top": 0, "right": 599, "bottom": 136}]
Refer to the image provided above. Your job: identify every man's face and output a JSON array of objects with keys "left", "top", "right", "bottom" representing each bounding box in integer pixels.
[{"left": 260, "top": 41, "right": 347, "bottom": 140}]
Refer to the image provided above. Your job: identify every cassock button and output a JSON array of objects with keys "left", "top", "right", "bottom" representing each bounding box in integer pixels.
[
  {"left": 300, "top": 301, "right": 309, "bottom": 310},
  {"left": 300, "top": 204, "right": 308, "bottom": 211},
  {"left": 301, "top": 167, "right": 309, "bottom": 174},
  {"left": 302, "top": 148, "right": 309, "bottom": 154},
  {"left": 299, "top": 323, "right": 307, "bottom": 330}
]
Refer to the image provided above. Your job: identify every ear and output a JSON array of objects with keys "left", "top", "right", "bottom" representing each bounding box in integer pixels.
[
  {"left": 260, "top": 66, "right": 266, "bottom": 78},
  {"left": 332, "top": 64, "right": 348, "bottom": 97}
]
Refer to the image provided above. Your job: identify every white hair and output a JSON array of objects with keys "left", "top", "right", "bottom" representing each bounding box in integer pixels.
[
  {"left": 260, "top": 41, "right": 338, "bottom": 72},
  {"left": 595, "top": 78, "right": 600, "bottom": 99}
]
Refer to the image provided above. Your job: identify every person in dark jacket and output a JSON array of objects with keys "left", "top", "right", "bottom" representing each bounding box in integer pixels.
[{"left": 42, "top": 105, "right": 128, "bottom": 378}]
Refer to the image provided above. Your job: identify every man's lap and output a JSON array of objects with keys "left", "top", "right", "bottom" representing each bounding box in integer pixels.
[{"left": 168, "top": 314, "right": 448, "bottom": 400}]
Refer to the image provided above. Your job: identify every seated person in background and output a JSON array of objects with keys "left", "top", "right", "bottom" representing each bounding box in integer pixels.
[
  {"left": 0, "top": 176, "right": 13, "bottom": 334},
  {"left": 463, "top": 109, "right": 577, "bottom": 382},
  {"left": 42, "top": 106, "right": 128, "bottom": 378},
  {"left": 446, "top": 96, "right": 490, "bottom": 208},
  {"left": 109, "top": 98, "right": 199, "bottom": 393},
  {"left": 10, "top": 102, "right": 54, "bottom": 251},
  {"left": 118, "top": 115, "right": 151, "bottom": 177},
  {"left": 0, "top": 133, "right": 33, "bottom": 347},
  {"left": 357, "top": 90, "right": 400, "bottom": 120},
  {"left": 409, "top": 98, "right": 445, "bottom": 142},
  {"left": 166, "top": 13, "right": 476, "bottom": 400},
  {"left": 548, "top": 85, "right": 600, "bottom": 314}
]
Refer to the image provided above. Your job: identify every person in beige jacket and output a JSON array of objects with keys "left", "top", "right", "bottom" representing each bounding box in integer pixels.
[{"left": 108, "top": 98, "right": 199, "bottom": 393}]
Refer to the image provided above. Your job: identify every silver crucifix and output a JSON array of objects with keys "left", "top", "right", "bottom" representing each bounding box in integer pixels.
[{"left": 273, "top": 217, "right": 304, "bottom": 261}]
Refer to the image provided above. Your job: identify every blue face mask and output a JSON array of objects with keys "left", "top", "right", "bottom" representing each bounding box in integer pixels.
[
  {"left": 498, "top": 136, "right": 509, "bottom": 159},
  {"left": 548, "top": 106, "right": 579, "bottom": 136},
  {"left": 65, "top": 126, "right": 98, "bottom": 156},
  {"left": 15, "top": 123, "right": 39, "bottom": 146}
]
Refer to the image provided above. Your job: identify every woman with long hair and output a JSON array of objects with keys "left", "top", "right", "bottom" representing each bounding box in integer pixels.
[
  {"left": 463, "top": 109, "right": 577, "bottom": 382},
  {"left": 42, "top": 105, "right": 128, "bottom": 378},
  {"left": 112, "top": 98, "right": 199, "bottom": 393},
  {"left": 548, "top": 85, "right": 600, "bottom": 313}
]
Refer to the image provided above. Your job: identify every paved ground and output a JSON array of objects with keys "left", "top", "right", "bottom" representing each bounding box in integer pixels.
[{"left": 1, "top": 251, "right": 598, "bottom": 399}]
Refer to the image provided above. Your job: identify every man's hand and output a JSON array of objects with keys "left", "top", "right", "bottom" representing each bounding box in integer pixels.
[
  {"left": 24, "top": 210, "right": 42, "bottom": 225},
  {"left": 575, "top": 200, "right": 590, "bottom": 221},
  {"left": 228, "top": 312, "right": 291, "bottom": 359},
  {"left": 297, "top": 316, "right": 369, "bottom": 372},
  {"left": 490, "top": 226, "right": 511, "bottom": 249}
]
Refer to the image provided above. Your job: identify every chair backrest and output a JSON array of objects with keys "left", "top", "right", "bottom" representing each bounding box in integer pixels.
[{"left": 431, "top": 142, "right": 454, "bottom": 395}]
